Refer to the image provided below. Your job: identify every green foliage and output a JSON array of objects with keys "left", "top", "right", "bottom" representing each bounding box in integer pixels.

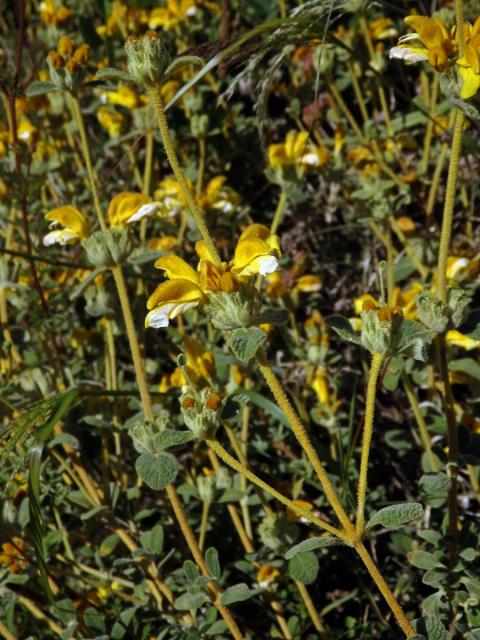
[{"left": 366, "top": 503, "right": 424, "bottom": 530}]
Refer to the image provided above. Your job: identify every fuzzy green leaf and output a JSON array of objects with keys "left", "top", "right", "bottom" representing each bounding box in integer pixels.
[
  {"left": 366, "top": 502, "right": 423, "bottom": 530},
  {"left": 412, "top": 616, "right": 451, "bottom": 640},
  {"left": 228, "top": 327, "right": 267, "bottom": 362},
  {"left": 25, "top": 80, "right": 59, "bottom": 96},
  {"left": 288, "top": 551, "right": 319, "bottom": 584},
  {"left": 408, "top": 551, "right": 445, "bottom": 570},
  {"left": 220, "top": 583, "right": 255, "bottom": 605},
  {"left": 153, "top": 430, "right": 193, "bottom": 450},
  {"left": 285, "top": 536, "right": 343, "bottom": 560},
  {"left": 205, "top": 547, "right": 221, "bottom": 580},
  {"left": 327, "top": 315, "right": 361, "bottom": 345},
  {"left": 135, "top": 451, "right": 178, "bottom": 490}
]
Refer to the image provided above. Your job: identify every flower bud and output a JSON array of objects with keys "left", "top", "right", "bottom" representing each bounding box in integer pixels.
[
  {"left": 57, "top": 36, "right": 76, "bottom": 57},
  {"left": 48, "top": 51, "right": 65, "bottom": 69},
  {"left": 125, "top": 31, "right": 171, "bottom": 88},
  {"left": 73, "top": 44, "right": 90, "bottom": 65},
  {"left": 180, "top": 388, "right": 223, "bottom": 440},
  {"left": 66, "top": 58, "right": 79, "bottom": 74}
]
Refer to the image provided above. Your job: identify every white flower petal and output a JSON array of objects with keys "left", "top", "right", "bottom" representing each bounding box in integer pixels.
[
  {"left": 186, "top": 6, "right": 197, "bottom": 16},
  {"left": 301, "top": 152, "right": 321, "bottom": 166},
  {"left": 43, "top": 229, "right": 77, "bottom": 246},
  {"left": 126, "top": 202, "right": 159, "bottom": 223},
  {"left": 169, "top": 301, "right": 198, "bottom": 319},
  {"left": 145, "top": 303, "right": 175, "bottom": 329},
  {"left": 389, "top": 46, "right": 428, "bottom": 64},
  {"left": 258, "top": 255, "right": 279, "bottom": 276}
]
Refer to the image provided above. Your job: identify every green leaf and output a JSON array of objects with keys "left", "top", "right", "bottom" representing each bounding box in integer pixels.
[
  {"left": 327, "top": 315, "right": 361, "bottom": 345},
  {"left": 174, "top": 591, "right": 209, "bottom": 611},
  {"left": 412, "top": 616, "right": 451, "bottom": 640},
  {"left": 99, "top": 533, "right": 120, "bottom": 557},
  {"left": 408, "top": 550, "right": 444, "bottom": 570},
  {"left": 285, "top": 536, "right": 343, "bottom": 560},
  {"left": 228, "top": 327, "right": 267, "bottom": 362},
  {"left": 448, "top": 358, "right": 480, "bottom": 381},
  {"left": 397, "top": 319, "right": 433, "bottom": 362},
  {"left": 220, "top": 583, "right": 255, "bottom": 605},
  {"left": 383, "top": 356, "right": 404, "bottom": 391},
  {"left": 366, "top": 502, "right": 423, "bottom": 530},
  {"left": 255, "top": 308, "right": 289, "bottom": 325},
  {"left": 422, "top": 567, "right": 448, "bottom": 588},
  {"left": 95, "top": 67, "right": 138, "bottom": 83},
  {"left": 288, "top": 551, "right": 319, "bottom": 584},
  {"left": 205, "top": 547, "right": 221, "bottom": 580},
  {"left": 25, "top": 80, "right": 59, "bottom": 96},
  {"left": 135, "top": 451, "right": 178, "bottom": 490},
  {"left": 153, "top": 430, "right": 193, "bottom": 450},
  {"left": 128, "top": 249, "right": 163, "bottom": 264},
  {"left": 450, "top": 98, "right": 480, "bottom": 122},
  {"left": 139, "top": 525, "right": 164, "bottom": 555},
  {"left": 419, "top": 473, "right": 451, "bottom": 508},
  {"left": 69, "top": 267, "right": 107, "bottom": 300},
  {"left": 240, "top": 388, "right": 289, "bottom": 427},
  {"left": 184, "top": 560, "right": 200, "bottom": 583}
]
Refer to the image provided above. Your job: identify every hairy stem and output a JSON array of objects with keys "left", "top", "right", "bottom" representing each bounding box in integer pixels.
[
  {"left": 149, "top": 86, "right": 221, "bottom": 266},
  {"left": 356, "top": 352, "right": 384, "bottom": 534}
]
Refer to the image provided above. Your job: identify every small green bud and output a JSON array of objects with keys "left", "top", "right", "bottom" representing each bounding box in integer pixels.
[
  {"left": 416, "top": 291, "right": 449, "bottom": 333},
  {"left": 312, "top": 45, "right": 334, "bottom": 75},
  {"left": 258, "top": 514, "right": 298, "bottom": 551},
  {"left": 125, "top": 31, "right": 171, "bottom": 88},
  {"left": 197, "top": 475, "right": 216, "bottom": 502},
  {"left": 190, "top": 114, "right": 209, "bottom": 137},
  {"left": 82, "top": 229, "right": 133, "bottom": 267},
  {"left": 180, "top": 388, "right": 223, "bottom": 440}
]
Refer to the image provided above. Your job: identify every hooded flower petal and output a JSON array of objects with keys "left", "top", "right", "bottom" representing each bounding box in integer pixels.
[
  {"left": 153, "top": 255, "right": 200, "bottom": 284},
  {"left": 232, "top": 224, "right": 281, "bottom": 278},
  {"left": 108, "top": 192, "right": 159, "bottom": 227},
  {"left": 145, "top": 279, "right": 206, "bottom": 328},
  {"left": 43, "top": 205, "right": 91, "bottom": 245}
]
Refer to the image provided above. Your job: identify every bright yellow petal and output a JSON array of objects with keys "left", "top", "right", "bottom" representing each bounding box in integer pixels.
[
  {"left": 45, "top": 205, "right": 91, "bottom": 237},
  {"left": 446, "top": 330, "right": 480, "bottom": 351},
  {"left": 458, "top": 65, "right": 480, "bottom": 99},
  {"left": 146, "top": 279, "right": 205, "bottom": 310},
  {"left": 153, "top": 255, "right": 200, "bottom": 284},
  {"left": 108, "top": 192, "right": 155, "bottom": 226}
]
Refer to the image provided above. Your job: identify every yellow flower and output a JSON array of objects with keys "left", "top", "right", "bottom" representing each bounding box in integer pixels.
[
  {"left": 146, "top": 224, "right": 281, "bottom": 328},
  {"left": 148, "top": 236, "right": 178, "bottom": 252},
  {"left": 446, "top": 330, "right": 480, "bottom": 351},
  {"left": 148, "top": 0, "right": 198, "bottom": 31},
  {"left": 287, "top": 499, "right": 314, "bottom": 522},
  {"left": 146, "top": 255, "right": 208, "bottom": 328},
  {"left": 370, "top": 18, "right": 398, "bottom": 41},
  {"left": 43, "top": 206, "right": 91, "bottom": 246},
  {"left": 108, "top": 192, "right": 159, "bottom": 227},
  {"left": 39, "top": 0, "right": 72, "bottom": 25},
  {"left": 446, "top": 256, "right": 470, "bottom": 281},
  {"left": 257, "top": 565, "right": 280, "bottom": 588},
  {"left": 97, "top": 106, "right": 125, "bottom": 137},
  {"left": 457, "top": 17, "right": 480, "bottom": 99},
  {"left": 154, "top": 176, "right": 189, "bottom": 217},
  {"left": 231, "top": 224, "right": 281, "bottom": 278},
  {"left": 294, "top": 274, "right": 322, "bottom": 293},
  {"left": 389, "top": 15, "right": 457, "bottom": 71},
  {"left": 198, "top": 176, "right": 240, "bottom": 214},
  {"left": 102, "top": 85, "right": 142, "bottom": 110},
  {"left": 0, "top": 538, "right": 27, "bottom": 574},
  {"left": 268, "top": 130, "right": 329, "bottom": 172},
  {"left": 16, "top": 118, "right": 37, "bottom": 143},
  {"left": 312, "top": 367, "right": 330, "bottom": 405}
]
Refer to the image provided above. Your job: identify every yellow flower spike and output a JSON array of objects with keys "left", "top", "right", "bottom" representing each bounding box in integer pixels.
[
  {"left": 108, "top": 192, "right": 159, "bottom": 227},
  {"left": 446, "top": 256, "right": 470, "bottom": 280},
  {"left": 199, "top": 176, "right": 240, "bottom": 214},
  {"left": 257, "top": 565, "right": 280, "bottom": 588},
  {"left": 43, "top": 205, "right": 91, "bottom": 246},
  {"left": 231, "top": 224, "right": 281, "bottom": 278},
  {"left": 446, "top": 330, "right": 480, "bottom": 351},
  {"left": 370, "top": 18, "right": 398, "bottom": 41},
  {"left": 154, "top": 176, "right": 189, "bottom": 217},
  {"left": 148, "top": 0, "right": 198, "bottom": 31},
  {"left": 145, "top": 279, "right": 207, "bottom": 328}
]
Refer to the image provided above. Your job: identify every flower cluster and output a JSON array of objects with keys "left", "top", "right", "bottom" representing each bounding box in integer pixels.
[{"left": 145, "top": 224, "right": 280, "bottom": 328}]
